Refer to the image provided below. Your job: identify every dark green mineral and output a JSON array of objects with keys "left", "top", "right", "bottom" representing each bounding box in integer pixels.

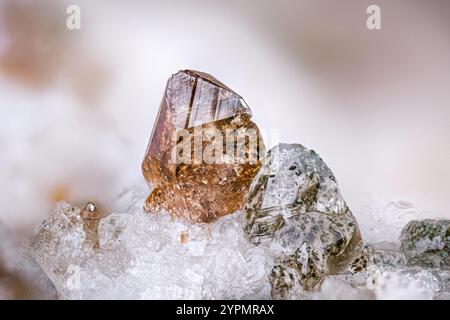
[
  {"left": 243, "top": 143, "right": 362, "bottom": 298},
  {"left": 400, "top": 219, "right": 450, "bottom": 269}
]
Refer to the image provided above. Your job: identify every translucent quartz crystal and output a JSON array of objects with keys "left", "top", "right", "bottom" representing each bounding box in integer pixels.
[
  {"left": 315, "top": 267, "right": 449, "bottom": 300},
  {"left": 243, "top": 143, "right": 362, "bottom": 298},
  {"left": 142, "top": 70, "right": 264, "bottom": 223},
  {"left": 312, "top": 239, "right": 450, "bottom": 300},
  {"left": 0, "top": 223, "right": 17, "bottom": 299},
  {"left": 28, "top": 202, "right": 99, "bottom": 298},
  {"left": 357, "top": 200, "right": 431, "bottom": 244},
  {"left": 322, "top": 219, "right": 450, "bottom": 300},
  {"left": 400, "top": 219, "right": 450, "bottom": 269},
  {"left": 27, "top": 188, "right": 450, "bottom": 300},
  {"left": 0, "top": 221, "right": 56, "bottom": 299},
  {"left": 367, "top": 242, "right": 406, "bottom": 268},
  {"left": 28, "top": 190, "right": 273, "bottom": 299},
  {"left": 369, "top": 267, "right": 449, "bottom": 300}
]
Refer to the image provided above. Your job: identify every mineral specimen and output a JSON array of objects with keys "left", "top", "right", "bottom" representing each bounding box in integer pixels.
[
  {"left": 364, "top": 242, "right": 405, "bottom": 269},
  {"left": 357, "top": 200, "right": 428, "bottom": 244},
  {"left": 317, "top": 242, "right": 450, "bottom": 300},
  {"left": 400, "top": 219, "right": 450, "bottom": 269},
  {"left": 0, "top": 221, "right": 56, "bottom": 299},
  {"left": 28, "top": 187, "right": 273, "bottom": 299},
  {"left": 243, "top": 143, "right": 362, "bottom": 298},
  {"left": 28, "top": 202, "right": 100, "bottom": 297},
  {"left": 321, "top": 267, "right": 448, "bottom": 300},
  {"left": 319, "top": 220, "right": 450, "bottom": 301},
  {"left": 27, "top": 185, "right": 450, "bottom": 300},
  {"left": 80, "top": 202, "right": 102, "bottom": 249},
  {"left": 142, "top": 70, "right": 265, "bottom": 223}
]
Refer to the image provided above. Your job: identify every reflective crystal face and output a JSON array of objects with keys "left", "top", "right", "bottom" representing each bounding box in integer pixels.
[
  {"left": 26, "top": 190, "right": 450, "bottom": 299},
  {"left": 28, "top": 196, "right": 274, "bottom": 299},
  {"left": 323, "top": 240, "right": 450, "bottom": 300},
  {"left": 142, "top": 70, "right": 265, "bottom": 223},
  {"left": 0, "top": 222, "right": 56, "bottom": 299},
  {"left": 361, "top": 242, "right": 405, "bottom": 270},
  {"left": 243, "top": 143, "right": 362, "bottom": 298},
  {"left": 401, "top": 219, "right": 450, "bottom": 269}
]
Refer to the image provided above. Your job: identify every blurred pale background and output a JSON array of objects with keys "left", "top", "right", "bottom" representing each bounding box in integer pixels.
[{"left": 0, "top": 0, "right": 449, "bottom": 234}]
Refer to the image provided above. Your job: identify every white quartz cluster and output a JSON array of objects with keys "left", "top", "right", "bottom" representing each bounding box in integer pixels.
[
  {"left": 23, "top": 183, "right": 449, "bottom": 300},
  {"left": 0, "top": 221, "right": 56, "bottom": 299},
  {"left": 28, "top": 186, "right": 273, "bottom": 299}
]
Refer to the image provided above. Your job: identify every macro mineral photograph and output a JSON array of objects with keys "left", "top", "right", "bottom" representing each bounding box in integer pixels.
[{"left": 1, "top": 0, "right": 450, "bottom": 306}]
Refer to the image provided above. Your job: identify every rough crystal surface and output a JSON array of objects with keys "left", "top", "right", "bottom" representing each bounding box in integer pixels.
[
  {"left": 26, "top": 188, "right": 450, "bottom": 300},
  {"left": 315, "top": 267, "right": 449, "bottom": 300},
  {"left": 315, "top": 240, "right": 450, "bottom": 300},
  {"left": 0, "top": 221, "right": 56, "bottom": 299},
  {"left": 367, "top": 242, "right": 406, "bottom": 269},
  {"left": 28, "top": 202, "right": 99, "bottom": 297},
  {"left": 142, "top": 70, "right": 264, "bottom": 223},
  {"left": 243, "top": 143, "right": 362, "bottom": 298},
  {"left": 29, "top": 188, "right": 273, "bottom": 299},
  {"left": 400, "top": 219, "right": 450, "bottom": 269},
  {"left": 357, "top": 200, "right": 429, "bottom": 244},
  {"left": 322, "top": 219, "right": 450, "bottom": 300}
]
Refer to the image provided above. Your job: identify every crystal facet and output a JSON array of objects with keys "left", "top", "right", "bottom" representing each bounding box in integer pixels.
[
  {"left": 28, "top": 195, "right": 273, "bottom": 299},
  {"left": 28, "top": 202, "right": 100, "bottom": 297},
  {"left": 400, "top": 219, "right": 450, "bottom": 269},
  {"left": 142, "top": 70, "right": 264, "bottom": 223},
  {"left": 243, "top": 143, "right": 362, "bottom": 298},
  {"left": 0, "top": 222, "right": 56, "bottom": 299},
  {"left": 20, "top": 69, "right": 450, "bottom": 300},
  {"left": 27, "top": 188, "right": 450, "bottom": 300}
]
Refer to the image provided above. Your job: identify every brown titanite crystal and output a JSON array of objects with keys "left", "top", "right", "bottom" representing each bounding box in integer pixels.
[
  {"left": 142, "top": 70, "right": 265, "bottom": 223},
  {"left": 80, "top": 201, "right": 102, "bottom": 250}
]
